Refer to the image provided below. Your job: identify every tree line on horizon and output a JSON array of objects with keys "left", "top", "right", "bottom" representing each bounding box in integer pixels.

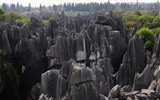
[{"left": 0, "top": 1, "right": 160, "bottom": 12}]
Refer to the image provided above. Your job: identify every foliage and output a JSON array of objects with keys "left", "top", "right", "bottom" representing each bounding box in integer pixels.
[
  {"left": 8, "top": 11, "right": 22, "bottom": 20},
  {"left": 134, "top": 11, "right": 142, "bottom": 16},
  {"left": 153, "top": 27, "right": 160, "bottom": 34},
  {"left": 0, "top": 11, "right": 22, "bottom": 22},
  {"left": 49, "top": 17, "right": 58, "bottom": 22},
  {"left": 42, "top": 17, "right": 58, "bottom": 25},
  {"left": 17, "top": 17, "right": 30, "bottom": 25},
  {"left": 0, "top": 8, "right": 5, "bottom": 15},
  {"left": 0, "top": 10, "right": 30, "bottom": 25},
  {"left": 113, "top": 11, "right": 121, "bottom": 17},
  {"left": 0, "top": 14, "right": 7, "bottom": 21},
  {"left": 136, "top": 27, "right": 156, "bottom": 48},
  {"left": 139, "top": 13, "right": 154, "bottom": 28},
  {"left": 0, "top": 50, "right": 21, "bottom": 100},
  {"left": 123, "top": 12, "right": 141, "bottom": 30},
  {"left": 123, "top": 12, "right": 155, "bottom": 31},
  {"left": 0, "top": 8, "right": 6, "bottom": 22},
  {"left": 42, "top": 20, "right": 49, "bottom": 25},
  {"left": 152, "top": 15, "right": 160, "bottom": 28}
]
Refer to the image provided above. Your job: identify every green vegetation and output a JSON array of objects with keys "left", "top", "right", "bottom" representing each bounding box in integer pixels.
[
  {"left": 136, "top": 27, "right": 156, "bottom": 48},
  {"left": 154, "top": 27, "right": 160, "bottom": 34},
  {"left": 139, "top": 13, "right": 154, "bottom": 28},
  {"left": 152, "top": 15, "right": 160, "bottom": 28},
  {"left": 0, "top": 50, "right": 21, "bottom": 100},
  {"left": 0, "top": 8, "right": 5, "bottom": 15},
  {"left": 0, "top": 14, "right": 7, "bottom": 21},
  {"left": 0, "top": 8, "right": 6, "bottom": 21},
  {"left": 123, "top": 12, "right": 141, "bottom": 30},
  {"left": 42, "top": 20, "right": 49, "bottom": 25},
  {"left": 122, "top": 11, "right": 155, "bottom": 30},
  {"left": 17, "top": 17, "right": 30, "bottom": 25},
  {"left": 0, "top": 8, "right": 30, "bottom": 25},
  {"left": 42, "top": 17, "right": 58, "bottom": 25}
]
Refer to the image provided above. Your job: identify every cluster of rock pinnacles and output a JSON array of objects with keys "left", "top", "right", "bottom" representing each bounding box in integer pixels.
[{"left": 0, "top": 12, "right": 160, "bottom": 100}]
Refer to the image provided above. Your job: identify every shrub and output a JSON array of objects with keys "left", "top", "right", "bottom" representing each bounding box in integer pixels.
[
  {"left": 134, "top": 11, "right": 142, "bottom": 16},
  {"left": 0, "top": 50, "right": 21, "bottom": 100},
  {"left": 0, "top": 14, "right": 7, "bottom": 21},
  {"left": 139, "top": 13, "right": 154, "bottom": 28},
  {"left": 42, "top": 17, "right": 58, "bottom": 25},
  {"left": 153, "top": 27, "right": 160, "bottom": 34},
  {"left": 0, "top": 8, "right": 5, "bottom": 15},
  {"left": 152, "top": 15, "right": 160, "bottom": 28},
  {"left": 8, "top": 12, "right": 22, "bottom": 20},
  {"left": 49, "top": 17, "right": 58, "bottom": 22},
  {"left": 42, "top": 20, "right": 49, "bottom": 25},
  {"left": 136, "top": 27, "right": 156, "bottom": 48},
  {"left": 17, "top": 17, "right": 30, "bottom": 25}
]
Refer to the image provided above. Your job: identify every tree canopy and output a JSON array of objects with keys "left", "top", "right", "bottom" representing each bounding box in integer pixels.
[{"left": 136, "top": 27, "right": 156, "bottom": 48}]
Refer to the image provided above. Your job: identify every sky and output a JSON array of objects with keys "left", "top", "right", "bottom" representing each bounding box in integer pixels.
[{"left": 0, "top": 0, "right": 159, "bottom": 7}]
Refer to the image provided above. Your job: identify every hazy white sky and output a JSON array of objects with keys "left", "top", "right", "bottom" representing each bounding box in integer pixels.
[{"left": 0, "top": 0, "right": 158, "bottom": 6}]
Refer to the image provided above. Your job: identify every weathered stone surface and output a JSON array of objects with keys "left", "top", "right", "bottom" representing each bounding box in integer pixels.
[
  {"left": 121, "top": 85, "right": 132, "bottom": 93},
  {"left": 148, "top": 80, "right": 157, "bottom": 90},
  {"left": 133, "top": 64, "right": 153, "bottom": 91},
  {"left": 135, "top": 93, "right": 154, "bottom": 100},
  {"left": 156, "top": 79, "right": 160, "bottom": 96},
  {"left": 67, "top": 82, "right": 98, "bottom": 100},
  {"left": 108, "top": 85, "right": 121, "bottom": 98},
  {"left": 154, "top": 66, "right": 160, "bottom": 80},
  {"left": 98, "top": 58, "right": 114, "bottom": 96},
  {"left": 41, "top": 69, "right": 69, "bottom": 100},
  {"left": 3, "top": 12, "right": 160, "bottom": 100},
  {"left": 69, "top": 67, "right": 95, "bottom": 84},
  {"left": 76, "top": 34, "right": 87, "bottom": 61},
  {"left": 99, "top": 94, "right": 109, "bottom": 100},
  {"left": 120, "top": 91, "right": 140, "bottom": 99},
  {"left": 141, "top": 89, "right": 158, "bottom": 99},
  {"left": 117, "top": 35, "right": 147, "bottom": 86},
  {"left": 39, "top": 93, "right": 53, "bottom": 100},
  {"left": 154, "top": 34, "right": 160, "bottom": 58}
]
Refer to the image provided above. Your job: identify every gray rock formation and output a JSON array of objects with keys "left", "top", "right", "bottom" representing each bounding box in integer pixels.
[
  {"left": 2, "top": 12, "right": 160, "bottom": 100},
  {"left": 117, "top": 35, "right": 147, "bottom": 86},
  {"left": 133, "top": 64, "right": 153, "bottom": 91}
]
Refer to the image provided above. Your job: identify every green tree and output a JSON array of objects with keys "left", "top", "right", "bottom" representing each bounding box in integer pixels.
[
  {"left": 0, "top": 8, "right": 5, "bottom": 15},
  {"left": 136, "top": 27, "right": 156, "bottom": 48},
  {"left": 139, "top": 13, "right": 154, "bottom": 28},
  {"left": 0, "top": 8, "right": 6, "bottom": 21},
  {"left": 134, "top": 11, "right": 142, "bottom": 16},
  {"left": 8, "top": 12, "right": 22, "bottom": 20},
  {"left": 152, "top": 15, "right": 160, "bottom": 28},
  {"left": 123, "top": 12, "right": 141, "bottom": 30}
]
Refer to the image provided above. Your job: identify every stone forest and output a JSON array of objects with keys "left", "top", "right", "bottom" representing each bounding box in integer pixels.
[{"left": 0, "top": 1, "right": 160, "bottom": 100}]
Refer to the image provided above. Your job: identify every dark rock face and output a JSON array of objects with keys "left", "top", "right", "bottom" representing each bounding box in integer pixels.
[
  {"left": 133, "top": 64, "right": 153, "bottom": 91},
  {"left": 117, "top": 35, "right": 147, "bottom": 86},
  {"left": 40, "top": 59, "right": 99, "bottom": 100}
]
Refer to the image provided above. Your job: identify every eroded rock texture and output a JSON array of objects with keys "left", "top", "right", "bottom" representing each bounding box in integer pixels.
[{"left": 1, "top": 12, "right": 160, "bottom": 100}]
